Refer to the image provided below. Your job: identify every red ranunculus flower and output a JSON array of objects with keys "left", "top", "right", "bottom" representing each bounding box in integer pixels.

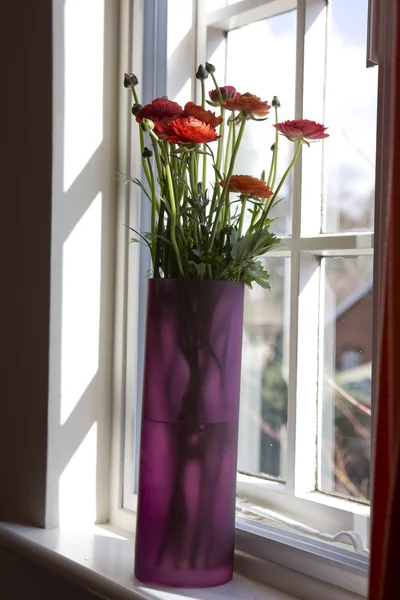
[
  {"left": 136, "top": 98, "right": 183, "bottom": 134},
  {"left": 223, "top": 93, "right": 271, "bottom": 117},
  {"left": 164, "top": 117, "right": 221, "bottom": 145},
  {"left": 220, "top": 175, "right": 273, "bottom": 199},
  {"left": 273, "top": 119, "right": 329, "bottom": 141},
  {"left": 183, "top": 102, "right": 223, "bottom": 128},
  {"left": 209, "top": 86, "right": 240, "bottom": 103}
]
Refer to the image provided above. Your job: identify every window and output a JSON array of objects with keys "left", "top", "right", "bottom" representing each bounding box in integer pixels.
[{"left": 112, "top": 0, "right": 380, "bottom": 593}]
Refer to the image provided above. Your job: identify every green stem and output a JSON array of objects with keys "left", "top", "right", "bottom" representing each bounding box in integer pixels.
[
  {"left": 232, "top": 111, "right": 237, "bottom": 149},
  {"left": 150, "top": 136, "right": 163, "bottom": 182},
  {"left": 259, "top": 139, "right": 301, "bottom": 229},
  {"left": 147, "top": 157, "right": 157, "bottom": 267},
  {"left": 162, "top": 143, "right": 184, "bottom": 276},
  {"left": 238, "top": 195, "right": 247, "bottom": 238},
  {"left": 223, "top": 120, "right": 233, "bottom": 177},
  {"left": 189, "top": 152, "right": 199, "bottom": 245},
  {"left": 222, "top": 122, "right": 235, "bottom": 225},
  {"left": 271, "top": 105, "right": 279, "bottom": 190},
  {"left": 266, "top": 148, "right": 276, "bottom": 188},
  {"left": 200, "top": 79, "right": 208, "bottom": 195},
  {"left": 210, "top": 116, "right": 247, "bottom": 249},
  {"left": 130, "top": 87, "right": 152, "bottom": 189},
  {"left": 210, "top": 73, "right": 225, "bottom": 172},
  {"left": 251, "top": 148, "right": 274, "bottom": 230},
  {"left": 216, "top": 108, "right": 225, "bottom": 171},
  {"left": 220, "top": 116, "right": 246, "bottom": 205},
  {"left": 154, "top": 201, "right": 165, "bottom": 278}
]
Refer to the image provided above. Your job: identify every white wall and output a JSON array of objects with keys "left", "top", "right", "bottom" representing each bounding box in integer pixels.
[{"left": 46, "top": 0, "right": 119, "bottom": 527}]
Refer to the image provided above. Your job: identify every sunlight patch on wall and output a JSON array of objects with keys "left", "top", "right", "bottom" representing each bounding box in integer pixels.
[
  {"left": 60, "top": 193, "right": 102, "bottom": 425},
  {"left": 171, "top": 79, "right": 192, "bottom": 109},
  {"left": 167, "top": 0, "right": 193, "bottom": 59},
  {"left": 59, "top": 422, "right": 98, "bottom": 527},
  {"left": 63, "top": 0, "right": 104, "bottom": 191}
]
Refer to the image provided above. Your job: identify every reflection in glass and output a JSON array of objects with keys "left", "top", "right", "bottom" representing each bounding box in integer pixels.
[
  {"left": 323, "top": 0, "right": 378, "bottom": 233},
  {"left": 226, "top": 11, "right": 297, "bottom": 234},
  {"left": 238, "top": 258, "right": 289, "bottom": 480},
  {"left": 319, "top": 256, "right": 373, "bottom": 501}
]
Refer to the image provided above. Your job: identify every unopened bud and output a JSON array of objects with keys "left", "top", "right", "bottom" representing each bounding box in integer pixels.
[
  {"left": 141, "top": 118, "right": 155, "bottom": 132},
  {"left": 272, "top": 96, "right": 280, "bottom": 107},
  {"left": 205, "top": 62, "right": 216, "bottom": 74},
  {"left": 271, "top": 143, "right": 276, "bottom": 151},
  {"left": 124, "top": 73, "right": 139, "bottom": 88},
  {"left": 196, "top": 64, "right": 208, "bottom": 80},
  {"left": 132, "top": 103, "right": 143, "bottom": 115},
  {"left": 142, "top": 147, "right": 153, "bottom": 159}
]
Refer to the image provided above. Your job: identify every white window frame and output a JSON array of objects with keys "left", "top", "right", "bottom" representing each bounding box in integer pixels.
[{"left": 110, "top": 0, "right": 385, "bottom": 595}]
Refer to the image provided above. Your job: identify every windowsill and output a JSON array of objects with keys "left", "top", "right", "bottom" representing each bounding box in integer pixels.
[{"left": 0, "top": 522, "right": 299, "bottom": 600}]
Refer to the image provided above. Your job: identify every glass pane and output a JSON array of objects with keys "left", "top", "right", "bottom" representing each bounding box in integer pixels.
[
  {"left": 238, "top": 257, "right": 290, "bottom": 480},
  {"left": 226, "top": 10, "right": 297, "bottom": 235},
  {"left": 319, "top": 256, "right": 373, "bottom": 501},
  {"left": 323, "top": 0, "right": 378, "bottom": 233}
]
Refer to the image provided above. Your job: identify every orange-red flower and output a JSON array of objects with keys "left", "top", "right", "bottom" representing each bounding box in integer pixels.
[
  {"left": 220, "top": 175, "right": 273, "bottom": 199},
  {"left": 136, "top": 98, "right": 183, "bottom": 134},
  {"left": 274, "top": 119, "right": 329, "bottom": 141},
  {"left": 223, "top": 93, "right": 271, "bottom": 117},
  {"left": 164, "top": 117, "right": 221, "bottom": 144},
  {"left": 183, "top": 102, "right": 223, "bottom": 128}
]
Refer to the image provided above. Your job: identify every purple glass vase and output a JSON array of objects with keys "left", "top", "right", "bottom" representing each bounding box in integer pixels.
[{"left": 134, "top": 278, "right": 244, "bottom": 588}]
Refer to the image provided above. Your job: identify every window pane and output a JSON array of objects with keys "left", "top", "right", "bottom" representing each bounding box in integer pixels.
[
  {"left": 226, "top": 10, "right": 297, "bottom": 235},
  {"left": 238, "top": 257, "right": 290, "bottom": 480},
  {"left": 323, "top": 0, "right": 378, "bottom": 233},
  {"left": 318, "top": 256, "right": 373, "bottom": 501}
]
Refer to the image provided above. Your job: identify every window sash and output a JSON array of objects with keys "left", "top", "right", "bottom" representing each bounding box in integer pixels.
[{"left": 114, "top": 0, "right": 375, "bottom": 547}]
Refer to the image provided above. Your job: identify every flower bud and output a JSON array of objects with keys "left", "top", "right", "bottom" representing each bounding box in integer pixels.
[
  {"left": 209, "top": 85, "right": 238, "bottom": 104},
  {"left": 132, "top": 103, "right": 143, "bottom": 115},
  {"left": 141, "top": 118, "right": 155, "bottom": 132},
  {"left": 205, "top": 62, "right": 216, "bottom": 74},
  {"left": 196, "top": 64, "right": 208, "bottom": 80},
  {"left": 142, "top": 147, "right": 153, "bottom": 159},
  {"left": 271, "top": 143, "right": 276, "bottom": 151},
  {"left": 124, "top": 73, "right": 139, "bottom": 88},
  {"left": 272, "top": 96, "right": 281, "bottom": 107}
]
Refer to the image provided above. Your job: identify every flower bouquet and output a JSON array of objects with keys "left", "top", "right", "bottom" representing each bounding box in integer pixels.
[{"left": 124, "top": 63, "right": 328, "bottom": 588}]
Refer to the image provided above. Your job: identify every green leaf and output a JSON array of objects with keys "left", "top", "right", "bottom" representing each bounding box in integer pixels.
[
  {"left": 127, "top": 177, "right": 153, "bottom": 202},
  {"left": 231, "top": 229, "right": 280, "bottom": 262},
  {"left": 172, "top": 145, "right": 194, "bottom": 155},
  {"left": 213, "top": 165, "right": 223, "bottom": 181},
  {"left": 244, "top": 260, "right": 271, "bottom": 289},
  {"left": 229, "top": 228, "right": 239, "bottom": 248},
  {"left": 124, "top": 225, "right": 152, "bottom": 251}
]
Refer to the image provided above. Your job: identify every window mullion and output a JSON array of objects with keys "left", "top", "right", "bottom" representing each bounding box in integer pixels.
[
  {"left": 285, "top": 0, "right": 306, "bottom": 492},
  {"left": 300, "top": 0, "right": 328, "bottom": 236}
]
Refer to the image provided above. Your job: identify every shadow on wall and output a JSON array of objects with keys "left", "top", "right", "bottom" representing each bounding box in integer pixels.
[{"left": 46, "top": 0, "right": 119, "bottom": 528}]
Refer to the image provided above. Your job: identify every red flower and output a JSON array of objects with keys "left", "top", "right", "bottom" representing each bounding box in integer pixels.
[
  {"left": 183, "top": 102, "right": 223, "bottom": 128},
  {"left": 209, "top": 86, "right": 240, "bottom": 104},
  {"left": 273, "top": 119, "right": 329, "bottom": 141},
  {"left": 136, "top": 98, "right": 183, "bottom": 134},
  {"left": 164, "top": 117, "right": 221, "bottom": 144},
  {"left": 220, "top": 175, "right": 273, "bottom": 199},
  {"left": 223, "top": 93, "right": 271, "bottom": 117}
]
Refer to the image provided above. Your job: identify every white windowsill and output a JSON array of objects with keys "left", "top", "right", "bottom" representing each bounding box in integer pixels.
[{"left": 0, "top": 523, "right": 299, "bottom": 600}]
